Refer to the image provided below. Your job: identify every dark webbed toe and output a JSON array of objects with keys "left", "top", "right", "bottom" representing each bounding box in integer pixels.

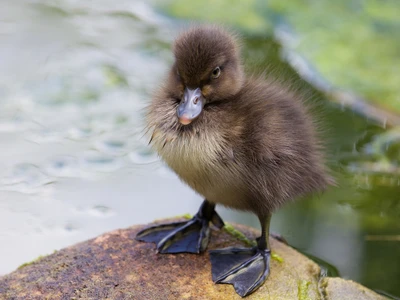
[
  {"left": 136, "top": 200, "right": 224, "bottom": 254},
  {"left": 136, "top": 218, "right": 209, "bottom": 253},
  {"left": 210, "top": 247, "right": 270, "bottom": 297}
]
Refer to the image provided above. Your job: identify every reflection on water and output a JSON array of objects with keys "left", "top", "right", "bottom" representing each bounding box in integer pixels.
[{"left": 0, "top": 0, "right": 399, "bottom": 297}]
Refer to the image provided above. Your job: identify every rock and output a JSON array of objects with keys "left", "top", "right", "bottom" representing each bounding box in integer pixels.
[
  {"left": 320, "top": 277, "right": 387, "bottom": 300},
  {"left": 0, "top": 219, "right": 385, "bottom": 299}
]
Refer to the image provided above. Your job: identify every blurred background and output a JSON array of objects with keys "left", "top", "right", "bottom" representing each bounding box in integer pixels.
[{"left": 0, "top": 0, "right": 399, "bottom": 297}]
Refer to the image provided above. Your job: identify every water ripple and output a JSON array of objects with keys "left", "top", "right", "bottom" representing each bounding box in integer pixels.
[
  {"left": 44, "top": 156, "right": 80, "bottom": 177},
  {"left": 81, "top": 151, "right": 122, "bottom": 172},
  {"left": 94, "top": 138, "right": 128, "bottom": 156},
  {"left": 128, "top": 147, "right": 158, "bottom": 165},
  {"left": 0, "top": 163, "right": 55, "bottom": 193},
  {"left": 88, "top": 205, "right": 115, "bottom": 217}
]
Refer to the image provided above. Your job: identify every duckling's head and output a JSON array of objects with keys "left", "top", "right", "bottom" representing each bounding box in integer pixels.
[{"left": 170, "top": 26, "right": 244, "bottom": 125}]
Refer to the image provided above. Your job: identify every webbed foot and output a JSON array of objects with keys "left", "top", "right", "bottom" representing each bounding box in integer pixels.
[
  {"left": 135, "top": 200, "right": 224, "bottom": 254},
  {"left": 209, "top": 247, "right": 270, "bottom": 297}
]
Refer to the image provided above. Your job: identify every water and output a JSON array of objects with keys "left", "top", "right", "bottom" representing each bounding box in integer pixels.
[{"left": 0, "top": 1, "right": 399, "bottom": 297}]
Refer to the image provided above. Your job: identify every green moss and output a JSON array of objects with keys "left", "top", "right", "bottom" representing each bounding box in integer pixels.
[
  {"left": 297, "top": 280, "right": 311, "bottom": 300},
  {"left": 223, "top": 223, "right": 257, "bottom": 247},
  {"left": 271, "top": 252, "right": 284, "bottom": 263},
  {"left": 18, "top": 255, "right": 45, "bottom": 269},
  {"left": 180, "top": 213, "right": 193, "bottom": 220},
  {"left": 223, "top": 223, "right": 285, "bottom": 263}
]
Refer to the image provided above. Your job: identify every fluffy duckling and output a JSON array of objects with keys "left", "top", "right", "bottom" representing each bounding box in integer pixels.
[{"left": 136, "top": 25, "right": 332, "bottom": 297}]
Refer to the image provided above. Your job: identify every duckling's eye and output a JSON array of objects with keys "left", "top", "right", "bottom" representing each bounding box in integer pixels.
[{"left": 211, "top": 67, "right": 221, "bottom": 79}]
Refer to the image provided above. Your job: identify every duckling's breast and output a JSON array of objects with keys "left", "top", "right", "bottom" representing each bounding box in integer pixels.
[{"left": 150, "top": 127, "right": 249, "bottom": 210}]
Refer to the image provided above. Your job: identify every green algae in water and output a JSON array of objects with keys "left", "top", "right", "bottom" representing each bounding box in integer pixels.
[
  {"left": 31, "top": 2, "right": 69, "bottom": 18},
  {"left": 162, "top": 0, "right": 273, "bottom": 34},
  {"left": 115, "top": 114, "right": 129, "bottom": 125},
  {"left": 266, "top": 0, "right": 400, "bottom": 114},
  {"left": 162, "top": 0, "right": 400, "bottom": 114},
  {"left": 103, "top": 64, "right": 128, "bottom": 87}
]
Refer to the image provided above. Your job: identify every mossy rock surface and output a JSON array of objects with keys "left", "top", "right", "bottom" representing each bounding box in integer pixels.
[
  {"left": 0, "top": 219, "right": 386, "bottom": 299},
  {"left": 320, "top": 277, "right": 387, "bottom": 300}
]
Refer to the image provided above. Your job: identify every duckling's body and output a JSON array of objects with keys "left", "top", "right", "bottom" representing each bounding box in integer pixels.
[
  {"left": 137, "top": 25, "right": 332, "bottom": 297},
  {"left": 148, "top": 77, "right": 328, "bottom": 214}
]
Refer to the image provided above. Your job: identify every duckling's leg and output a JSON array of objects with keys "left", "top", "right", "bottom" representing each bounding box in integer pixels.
[
  {"left": 136, "top": 200, "right": 224, "bottom": 254},
  {"left": 209, "top": 214, "right": 272, "bottom": 297}
]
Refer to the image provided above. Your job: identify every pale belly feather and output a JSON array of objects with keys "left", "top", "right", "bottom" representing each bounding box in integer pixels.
[{"left": 151, "top": 128, "right": 248, "bottom": 209}]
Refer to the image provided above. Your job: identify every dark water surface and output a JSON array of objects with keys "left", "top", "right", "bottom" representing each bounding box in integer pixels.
[{"left": 0, "top": 1, "right": 399, "bottom": 297}]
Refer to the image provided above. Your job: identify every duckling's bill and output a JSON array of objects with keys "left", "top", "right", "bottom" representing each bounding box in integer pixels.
[{"left": 177, "top": 87, "right": 205, "bottom": 125}]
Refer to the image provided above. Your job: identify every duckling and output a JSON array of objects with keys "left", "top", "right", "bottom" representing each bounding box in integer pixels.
[{"left": 136, "top": 25, "right": 333, "bottom": 297}]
